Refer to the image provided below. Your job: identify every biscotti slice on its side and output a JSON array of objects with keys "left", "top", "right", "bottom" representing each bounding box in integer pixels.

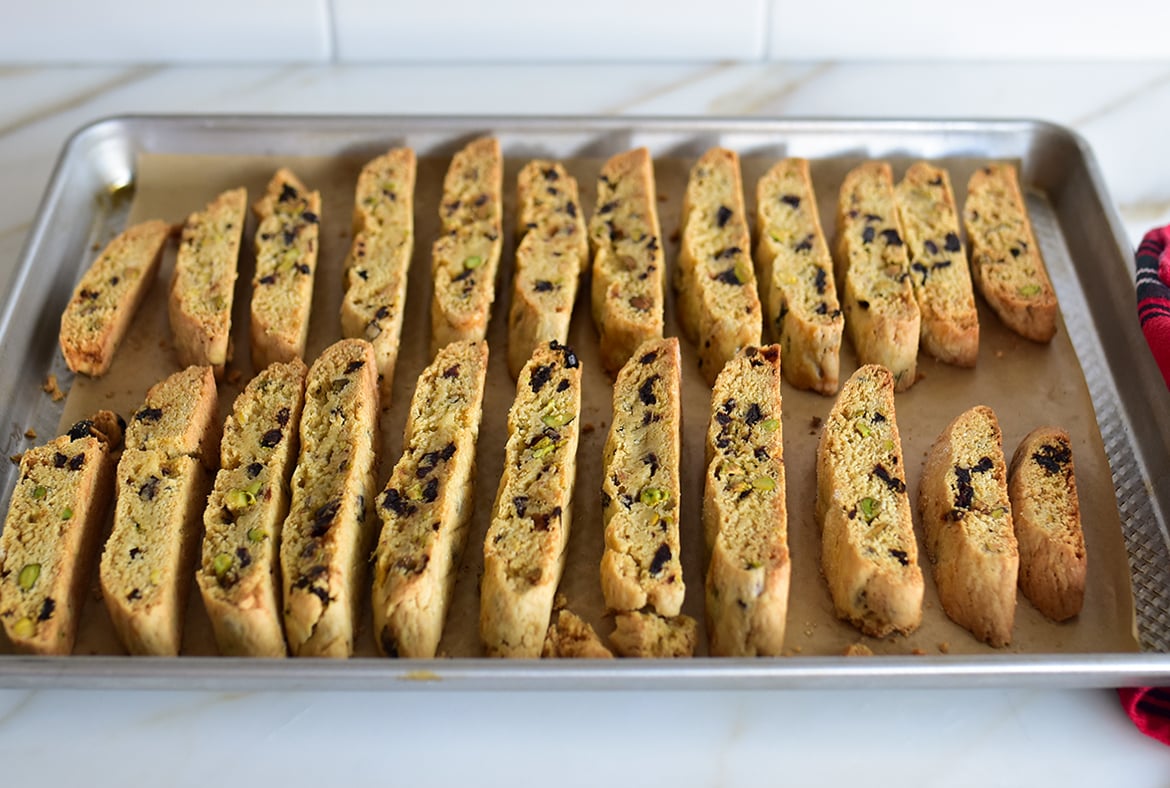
[
  {"left": 816, "top": 364, "right": 923, "bottom": 637},
  {"left": 170, "top": 187, "right": 247, "bottom": 377},
  {"left": 507, "top": 160, "right": 588, "bottom": 379},
  {"left": 251, "top": 168, "right": 321, "bottom": 369},
  {"left": 610, "top": 610, "right": 697, "bottom": 658},
  {"left": 60, "top": 219, "right": 173, "bottom": 377},
  {"left": 894, "top": 163, "right": 980, "bottom": 367},
  {"left": 835, "top": 163, "right": 921, "bottom": 392},
  {"left": 100, "top": 366, "right": 219, "bottom": 655},
  {"left": 600, "top": 337, "right": 684, "bottom": 618},
  {"left": 1008, "top": 427, "right": 1086, "bottom": 622},
  {"left": 964, "top": 164, "right": 1057, "bottom": 343},
  {"left": 755, "top": 158, "right": 843, "bottom": 395},
  {"left": 589, "top": 148, "right": 666, "bottom": 376},
  {"left": 0, "top": 414, "right": 123, "bottom": 654},
  {"left": 430, "top": 137, "right": 503, "bottom": 356},
  {"left": 542, "top": 609, "right": 614, "bottom": 658},
  {"left": 372, "top": 340, "right": 489, "bottom": 658},
  {"left": 919, "top": 405, "right": 1018, "bottom": 647},
  {"left": 481, "top": 341, "right": 582, "bottom": 657},
  {"left": 340, "top": 148, "right": 416, "bottom": 404},
  {"left": 280, "top": 340, "right": 379, "bottom": 658},
  {"left": 197, "top": 359, "right": 307, "bottom": 657},
  {"left": 676, "top": 148, "right": 762, "bottom": 385},
  {"left": 703, "top": 345, "right": 789, "bottom": 657}
]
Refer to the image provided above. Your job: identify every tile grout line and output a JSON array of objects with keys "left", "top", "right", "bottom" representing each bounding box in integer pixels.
[
  {"left": 760, "top": 0, "right": 774, "bottom": 61},
  {"left": 1069, "top": 65, "right": 1170, "bottom": 129},
  {"left": 325, "top": 0, "right": 340, "bottom": 64}
]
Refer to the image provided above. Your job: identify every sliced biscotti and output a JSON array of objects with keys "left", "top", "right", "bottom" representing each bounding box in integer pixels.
[
  {"left": 816, "top": 364, "right": 923, "bottom": 637},
  {"left": 542, "top": 609, "right": 614, "bottom": 659},
  {"left": 371, "top": 340, "right": 489, "bottom": 658},
  {"left": 676, "top": 148, "right": 762, "bottom": 385},
  {"left": 599, "top": 337, "right": 684, "bottom": 617},
  {"left": 835, "top": 162, "right": 921, "bottom": 392},
  {"left": 430, "top": 137, "right": 503, "bottom": 356},
  {"left": 170, "top": 187, "right": 247, "bottom": 377},
  {"left": 755, "top": 158, "right": 843, "bottom": 395},
  {"left": 0, "top": 414, "right": 123, "bottom": 655},
  {"left": 340, "top": 148, "right": 416, "bottom": 403},
  {"left": 197, "top": 359, "right": 307, "bottom": 657},
  {"left": 894, "top": 163, "right": 980, "bottom": 367},
  {"left": 60, "top": 219, "right": 172, "bottom": 377},
  {"left": 589, "top": 148, "right": 665, "bottom": 376},
  {"left": 703, "top": 345, "right": 789, "bottom": 657},
  {"left": 251, "top": 168, "right": 321, "bottom": 369},
  {"left": 100, "top": 366, "right": 219, "bottom": 655},
  {"left": 481, "top": 341, "right": 582, "bottom": 657},
  {"left": 507, "top": 160, "right": 588, "bottom": 379},
  {"left": 964, "top": 164, "right": 1057, "bottom": 343},
  {"left": 610, "top": 610, "right": 697, "bottom": 658},
  {"left": 280, "top": 340, "right": 379, "bottom": 658},
  {"left": 919, "top": 405, "right": 1018, "bottom": 647},
  {"left": 1009, "top": 427, "right": 1086, "bottom": 622}
]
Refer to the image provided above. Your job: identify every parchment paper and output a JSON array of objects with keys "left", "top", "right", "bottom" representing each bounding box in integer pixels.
[{"left": 12, "top": 149, "right": 1136, "bottom": 658}]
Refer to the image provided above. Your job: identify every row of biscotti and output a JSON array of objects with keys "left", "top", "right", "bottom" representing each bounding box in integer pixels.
[{"left": 818, "top": 364, "right": 1086, "bottom": 648}]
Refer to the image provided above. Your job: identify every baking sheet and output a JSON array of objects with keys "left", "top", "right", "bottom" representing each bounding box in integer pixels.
[
  {"left": 2, "top": 116, "right": 1167, "bottom": 688},
  {"left": 13, "top": 148, "right": 1134, "bottom": 659}
]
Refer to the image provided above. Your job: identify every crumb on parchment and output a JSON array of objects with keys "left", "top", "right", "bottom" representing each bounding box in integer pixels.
[{"left": 42, "top": 374, "right": 66, "bottom": 402}]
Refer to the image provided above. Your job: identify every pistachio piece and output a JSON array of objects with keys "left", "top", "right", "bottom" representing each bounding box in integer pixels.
[
  {"left": 854, "top": 420, "right": 873, "bottom": 438},
  {"left": 640, "top": 487, "right": 669, "bottom": 506},
  {"left": 1017, "top": 283, "right": 1042, "bottom": 297},
  {"left": 60, "top": 507, "right": 73, "bottom": 520},
  {"left": 760, "top": 418, "right": 780, "bottom": 432},
  {"left": 752, "top": 475, "right": 776, "bottom": 491},
  {"left": 540, "top": 410, "right": 573, "bottom": 428},
  {"left": 531, "top": 436, "right": 556, "bottom": 459},
  {"left": 212, "top": 553, "right": 234, "bottom": 578},
  {"left": 859, "top": 497, "right": 879, "bottom": 522},
  {"left": 734, "top": 260, "right": 752, "bottom": 285},
  {"left": 17, "top": 563, "right": 40, "bottom": 590},
  {"left": 12, "top": 618, "right": 35, "bottom": 639},
  {"left": 224, "top": 489, "right": 252, "bottom": 511},
  {"left": 247, "top": 527, "right": 268, "bottom": 543},
  {"left": 463, "top": 254, "right": 484, "bottom": 270},
  {"left": 31, "top": 485, "right": 47, "bottom": 500}
]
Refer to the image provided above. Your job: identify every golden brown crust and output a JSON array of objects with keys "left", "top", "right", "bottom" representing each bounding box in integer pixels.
[
  {"left": 816, "top": 364, "right": 922, "bottom": 637},
  {"left": 60, "top": 220, "right": 172, "bottom": 377},
  {"left": 964, "top": 163, "right": 1057, "bottom": 343},
  {"left": 919, "top": 405, "right": 1018, "bottom": 647},
  {"left": 589, "top": 148, "right": 665, "bottom": 375},
  {"left": 1009, "top": 427, "right": 1085, "bottom": 621}
]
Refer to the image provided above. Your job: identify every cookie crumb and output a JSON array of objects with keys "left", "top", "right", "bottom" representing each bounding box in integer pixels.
[
  {"left": 10, "top": 453, "right": 23, "bottom": 465},
  {"left": 669, "top": 228, "right": 681, "bottom": 244},
  {"left": 226, "top": 368, "right": 243, "bottom": 385},
  {"left": 911, "top": 648, "right": 927, "bottom": 656},
  {"left": 843, "top": 643, "right": 873, "bottom": 657},
  {"left": 658, "top": 193, "right": 669, "bottom": 203},
  {"left": 42, "top": 374, "right": 66, "bottom": 402},
  {"left": 937, "top": 641, "right": 950, "bottom": 654},
  {"left": 23, "top": 428, "right": 37, "bottom": 439},
  {"left": 581, "top": 422, "right": 595, "bottom": 434}
]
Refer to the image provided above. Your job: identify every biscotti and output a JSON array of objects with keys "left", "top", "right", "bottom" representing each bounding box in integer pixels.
[
  {"left": 0, "top": 414, "right": 123, "bottom": 654},
  {"left": 1009, "top": 427, "right": 1086, "bottom": 621},
  {"left": 599, "top": 337, "right": 684, "bottom": 617},
  {"left": 703, "top": 345, "right": 789, "bottom": 657},
  {"left": 816, "top": 364, "right": 922, "bottom": 637},
  {"left": 507, "top": 160, "right": 588, "bottom": 379},
  {"left": 919, "top": 405, "right": 1018, "bottom": 647},
  {"left": 197, "top": 359, "right": 307, "bottom": 657},
  {"left": 280, "top": 339, "right": 379, "bottom": 658},
  {"left": 340, "top": 148, "right": 416, "bottom": 403},
  {"left": 59, "top": 219, "right": 172, "bottom": 377},
  {"left": 589, "top": 148, "right": 665, "bottom": 375},
  {"left": 542, "top": 609, "right": 613, "bottom": 659},
  {"left": 430, "top": 137, "right": 503, "bottom": 355},
  {"left": 371, "top": 340, "right": 489, "bottom": 658},
  {"left": 676, "top": 148, "right": 762, "bottom": 385},
  {"left": 100, "top": 366, "right": 219, "bottom": 655},
  {"left": 169, "top": 187, "right": 246, "bottom": 377},
  {"left": 964, "top": 164, "right": 1057, "bottom": 343},
  {"left": 894, "top": 163, "right": 980, "bottom": 367},
  {"left": 609, "top": 610, "right": 697, "bottom": 658},
  {"left": 835, "top": 162, "right": 921, "bottom": 392},
  {"left": 481, "top": 341, "right": 582, "bottom": 658},
  {"left": 755, "top": 158, "right": 843, "bottom": 395},
  {"left": 251, "top": 168, "right": 321, "bottom": 369}
]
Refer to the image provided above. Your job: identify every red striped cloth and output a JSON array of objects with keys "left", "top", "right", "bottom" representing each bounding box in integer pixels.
[{"left": 1122, "top": 224, "right": 1170, "bottom": 746}]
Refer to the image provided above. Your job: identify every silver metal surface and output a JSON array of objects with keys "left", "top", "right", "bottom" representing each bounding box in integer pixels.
[{"left": 2, "top": 115, "right": 1168, "bottom": 689}]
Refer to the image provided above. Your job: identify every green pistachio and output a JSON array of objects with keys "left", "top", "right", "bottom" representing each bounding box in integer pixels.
[
  {"left": 60, "top": 507, "right": 73, "bottom": 520},
  {"left": 17, "top": 564, "right": 40, "bottom": 591},
  {"left": 531, "top": 436, "right": 557, "bottom": 459},
  {"left": 640, "top": 487, "right": 669, "bottom": 506},
  {"left": 225, "top": 489, "right": 252, "bottom": 511},
  {"left": 247, "top": 527, "right": 268, "bottom": 543},
  {"left": 463, "top": 255, "right": 484, "bottom": 270},
  {"left": 760, "top": 418, "right": 780, "bottom": 432},
  {"left": 859, "top": 497, "right": 879, "bottom": 522},
  {"left": 1018, "top": 284, "right": 1042, "bottom": 297},
  {"left": 855, "top": 420, "right": 873, "bottom": 438},
  {"left": 212, "top": 553, "right": 234, "bottom": 578},
  {"left": 540, "top": 410, "right": 573, "bottom": 428},
  {"left": 752, "top": 476, "right": 776, "bottom": 491},
  {"left": 31, "top": 485, "right": 47, "bottom": 500},
  {"left": 12, "top": 618, "right": 34, "bottom": 639}
]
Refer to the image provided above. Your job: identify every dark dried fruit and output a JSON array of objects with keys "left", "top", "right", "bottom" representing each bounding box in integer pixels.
[
  {"left": 880, "top": 229, "right": 903, "bottom": 246},
  {"left": 68, "top": 453, "right": 85, "bottom": 471},
  {"left": 714, "top": 267, "right": 741, "bottom": 285},
  {"left": 295, "top": 263, "right": 311, "bottom": 275},
  {"left": 534, "top": 279, "right": 554, "bottom": 292},
  {"left": 598, "top": 200, "right": 618, "bottom": 214},
  {"left": 781, "top": 194, "right": 801, "bottom": 209},
  {"left": 311, "top": 500, "right": 340, "bottom": 538},
  {"left": 890, "top": 549, "right": 909, "bottom": 566},
  {"left": 924, "top": 239, "right": 939, "bottom": 255},
  {"left": 857, "top": 299, "right": 870, "bottom": 310},
  {"left": 129, "top": 547, "right": 143, "bottom": 559},
  {"left": 259, "top": 274, "right": 277, "bottom": 285},
  {"left": 278, "top": 183, "right": 299, "bottom": 202},
  {"left": 794, "top": 236, "right": 813, "bottom": 253},
  {"left": 53, "top": 452, "right": 68, "bottom": 468},
  {"left": 235, "top": 547, "right": 253, "bottom": 569},
  {"left": 649, "top": 544, "right": 672, "bottom": 575},
  {"left": 873, "top": 464, "right": 905, "bottom": 494},
  {"left": 260, "top": 429, "right": 283, "bottom": 448},
  {"left": 135, "top": 407, "right": 163, "bottom": 423},
  {"left": 638, "top": 375, "right": 659, "bottom": 406},
  {"left": 383, "top": 488, "right": 415, "bottom": 517},
  {"left": 716, "top": 246, "right": 741, "bottom": 260},
  {"left": 643, "top": 452, "right": 660, "bottom": 477},
  {"left": 529, "top": 363, "right": 555, "bottom": 394},
  {"left": 138, "top": 476, "right": 160, "bottom": 501},
  {"left": 302, "top": 211, "right": 319, "bottom": 224},
  {"left": 422, "top": 478, "right": 439, "bottom": 503},
  {"left": 944, "top": 232, "right": 961, "bottom": 252},
  {"left": 716, "top": 206, "right": 732, "bottom": 227},
  {"left": 640, "top": 351, "right": 658, "bottom": 365},
  {"left": 814, "top": 268, "right": 827, "bottom": 294},
  {"left": 513, "top": 496, "right": 529, "bottom": 518},
  {"left": 566, "top": 201, "right": 577, "bottom": 218},
  {"left": 246, "top": 462, "right": 263, "bottom": 478},
  {"left": 745, "top": 403, "right": 764, "bottom": 426},
  {"left": 862, "top": 226, "right": 875, "bottom": 244},
  {"left": 442, "top": 364, "right": 460, "bottom": 379},
  {"left": 345, "top": 360, "right": 365, "bottom": 374},
  {"left": 1033, "top": 442, "right": 1071, "bottom": 474}
]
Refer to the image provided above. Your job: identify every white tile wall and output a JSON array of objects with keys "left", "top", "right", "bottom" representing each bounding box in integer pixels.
[{"left": 1, "top": 0, "right": 1167, "bottom": 63}]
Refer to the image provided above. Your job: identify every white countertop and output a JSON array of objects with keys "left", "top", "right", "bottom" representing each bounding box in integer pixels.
[{"left": 1, "top": 63, "right": 1169, "bottom": 784}]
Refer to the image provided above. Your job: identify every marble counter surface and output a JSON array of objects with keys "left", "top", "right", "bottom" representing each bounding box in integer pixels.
[{"left": 1, "top": 62, "right": 1169, "bottom": 784}]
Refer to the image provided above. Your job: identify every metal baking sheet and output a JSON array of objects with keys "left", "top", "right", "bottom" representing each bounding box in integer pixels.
[{"left": 0, "top": 115, "right": 1168, "bottom": 689}]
